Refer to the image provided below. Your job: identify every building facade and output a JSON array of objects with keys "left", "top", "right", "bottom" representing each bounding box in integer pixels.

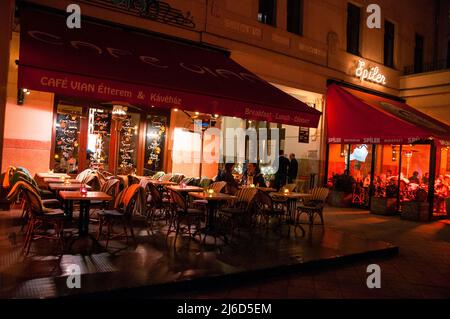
[{"left": 1, "top": 0, "right": 449, "bottom": 185}]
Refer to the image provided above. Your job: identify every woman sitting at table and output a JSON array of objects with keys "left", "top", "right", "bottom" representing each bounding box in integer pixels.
[
  {"left": 241, "top": 163, "right": 266, "bottom": 187},
  {"left": 217, "top": 163, "right": 240, "bottom": 193}
]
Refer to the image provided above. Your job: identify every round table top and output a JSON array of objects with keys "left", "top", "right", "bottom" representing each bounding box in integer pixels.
[
  {"left": 189, "top": 192, "right": 237, "bottom": 201},
  {"left": 59, "top": 191, "right": 112, "bottom": 201}
]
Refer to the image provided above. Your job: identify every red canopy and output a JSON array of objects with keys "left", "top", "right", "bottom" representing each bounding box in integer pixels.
[
  {"left": 326, "top": 84, "right": 450, "bottom": 145},
  {"left": 18, "top": 7, "right": 321, "bottom": 127}
]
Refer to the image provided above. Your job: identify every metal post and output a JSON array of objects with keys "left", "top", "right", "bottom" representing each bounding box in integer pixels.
[
  {"left": 396, "top": 145, "right": 403, "bottom": 212},
  {"left": 323, "top": 143, "right": 330, "bottom": 186},
  {"left": 428, "top": 141, "right": 437, "bottom": 221},
  {"left": 368, "top": 144, "right": 376, "bottom": 209},
  {"left": 346, "top": 144, "right": 351, "bottom": 175}
]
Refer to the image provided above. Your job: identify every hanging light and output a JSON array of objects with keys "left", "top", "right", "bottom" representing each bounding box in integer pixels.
[{"left": 111, "top": 104, "right": 127, "bottom": 120}]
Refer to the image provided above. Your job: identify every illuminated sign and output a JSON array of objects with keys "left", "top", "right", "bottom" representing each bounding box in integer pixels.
[{"left": 355, "top": 60, "right": 386, "bottom": 85}]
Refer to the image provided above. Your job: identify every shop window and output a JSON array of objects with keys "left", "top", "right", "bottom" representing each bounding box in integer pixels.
[
  {"left": 117, "top": 113, "right": 140, "bottom": 175},
  {"left": 53, "top": 105, "right": 82, "bottom": 173},
  {"left": 437, "top": 147, "right": 449, "bottom": 215},
  {"left": 258, "top": 0, "right": 277, "bottom": 26},
  {"left": 384, "top": 20, "right": 395, "bottom": 68},
  {"left": 400, "top": 144, "right": 430, "bottom": 204},
  {"left": 348, "top": 144, "right": 373, "bottom": 205},
  {"left": 144, "top": 114, "right": 168, "bottom": 175},
  {"left": 287, "top": 0, "right": 303, "bottom": 35},
  {"left": 327, "top": 144, "right": 350, "bottom": 183},
  {"left": 372, "top": 145, "right": 400, "bottom": 198},
  {"left": 88, "top": 108, "right": 111, "bottom": 171},
  {"left": 346, "top": 3, "right": 361, "bottom": 55}
]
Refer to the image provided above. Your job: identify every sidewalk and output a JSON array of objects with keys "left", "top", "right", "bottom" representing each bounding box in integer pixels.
[{"left": 167, "top": 207, "right": 450, "bottom": 299}]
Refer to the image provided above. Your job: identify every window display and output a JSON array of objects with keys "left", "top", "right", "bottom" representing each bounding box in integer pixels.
[{"left": 53, "top": 105, "right": 81, "bottom": 173}]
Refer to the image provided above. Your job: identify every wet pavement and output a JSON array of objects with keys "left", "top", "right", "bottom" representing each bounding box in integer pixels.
[{"left": 0, "top": 208, "right": 396, "bottom": 298}]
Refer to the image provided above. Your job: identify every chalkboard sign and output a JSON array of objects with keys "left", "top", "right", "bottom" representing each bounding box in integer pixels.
[
  {"left": 145, "top": 115, "right": 167, "bottom": 172},
  {"left": 54, "top": 112, "right": 80, "bottom": 172},
  {"left": 298, "top": 127, "right": 309, "bottom": 143},
  {"left": 93, "top": 110, "right": 111, "bottom": 134}
]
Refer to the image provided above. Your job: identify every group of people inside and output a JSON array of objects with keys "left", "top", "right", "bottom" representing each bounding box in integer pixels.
[{"left": 214, "top": 150, "right": 299, "bottom": 192}]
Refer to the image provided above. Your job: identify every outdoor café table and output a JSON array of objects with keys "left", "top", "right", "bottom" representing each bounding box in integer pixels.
[
  {"left": 270, "top": 192, "right": 311, "bottom": 236},
  {"left": 189, "top": 192, "right": 236, "bottom": 244},
  {"left": 59, "top": 191, "right": 112, "bottom": 254},
  {"left": 239, "top": 186, "right": 277, "bottom": 193},
  {"left": 48, "top": 183, "right": 91, "bottom": 192},
  {"left": 44, "top": 177, "right": 80, "bottom": 184},
  {"left": 36, "top": 172, "right": 70, "bottom": 179},
  {"left": 167, "top": 185, "right": 204, "bottom": 201},
  {"left": 149, "top": 180, "right": 177, "bottom": 194}
]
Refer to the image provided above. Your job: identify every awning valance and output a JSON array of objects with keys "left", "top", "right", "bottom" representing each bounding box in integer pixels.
[
  {"left": 326, "top": 84, "right": 450, "bottom": 145},
  {"left": 18, "top": 7, "right": 321, "bottom": 127}
]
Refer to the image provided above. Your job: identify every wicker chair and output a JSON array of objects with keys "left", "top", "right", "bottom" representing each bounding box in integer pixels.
[
  {"left": 146, "top": 182, "right": 171, "bottom": 227},
  {"left": 254, "top": 190, "right": 286, "bottom": 230},
  {"left": 167, "top": 189, "right": 205, "bottom": 245},
  {"left": 96, "top": 185, "right": 142, "bottom": 249},
  {"left": 8, "top": 182, "right": 67, "bottom": 255},
  {"left": 295, "top": 187, "right": 330, "bottom": 228},
  {"left": 218, "top": 187, "right": 258, "bottom": 239}
]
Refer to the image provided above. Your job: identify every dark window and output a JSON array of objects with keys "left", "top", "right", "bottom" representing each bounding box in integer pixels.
[
  {"left": 258, "top": 0, "right": 277, "bottom": 26},
  {"left": 414, "top": 34, "right": 424, "bottom": 73},
  {"left": 384, "top": 20, "right": 395, "bottom": 67},
  {"left": 346, "top": 3, "right": 361, "bottom": 55},
  {"left": 287, "top": 0, "right": 303, "bottom": 35},
  {"left": 447, "top": 40, "right": 450, "bottom": 69}
]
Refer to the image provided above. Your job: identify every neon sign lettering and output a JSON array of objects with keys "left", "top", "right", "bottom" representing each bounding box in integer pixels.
[{"left": 355, "top": 60, "right": 387, "bottom": 85}]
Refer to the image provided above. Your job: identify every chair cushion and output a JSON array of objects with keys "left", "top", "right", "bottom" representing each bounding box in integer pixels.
[
  {"left": 40, "top": 208, "right": 66, "bottom": 218},
  {"left": 90, "top": 200, "right": 108, "bottom": 206},
  {"left": 97, "top": 209, "right": 123, "bottom": 217},
  {"left": 40, "top": 189, "right": 56, "bottom": 199},
  {"left": 42, "top": 198, "right": 61, "bottom": 208},
  {"left": 193, "top": 199, "right": 208, "bottom": 205},
  {"left": 302, "top": 200, "right": 324, "bottom": 207},
  {"left": 186, "top": 208, "right": 205, "bottom": 215},
  {"left": 220, "top": 207, "right": 246, "bottom": 215}
]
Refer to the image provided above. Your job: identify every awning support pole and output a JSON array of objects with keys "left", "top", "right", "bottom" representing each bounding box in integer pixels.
[{"left": 428, "top": 140, "right": 437, "bottom": 221}]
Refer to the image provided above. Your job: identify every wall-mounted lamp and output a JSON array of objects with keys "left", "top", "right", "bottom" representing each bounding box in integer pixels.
[
  {"left": 392, "top": 145, "right": 397, "bottom": 161},
  {"left": 17, "top": 88, "right": 30, "bottom": 105}
]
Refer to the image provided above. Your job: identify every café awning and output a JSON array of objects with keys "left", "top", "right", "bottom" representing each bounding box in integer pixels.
[
  {"left": 17, "top": 7, "right": 321, "bottom": 127},
  {"left": 326, "top": 84, "right": 450, "bottom": 145}
]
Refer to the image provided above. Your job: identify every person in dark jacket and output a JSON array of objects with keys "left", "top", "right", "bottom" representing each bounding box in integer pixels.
[
  {"left": 274, "top": 150, "right": 290, "bottom": 190},
  {"left": 216, "top": 163, "right": 239, "bottom": 193},
  {"left": 242, "top": 163, "right": 266, "bottom": 187},
  {"left": 288, "top": 153, "right": 298, "bottom": 183}
]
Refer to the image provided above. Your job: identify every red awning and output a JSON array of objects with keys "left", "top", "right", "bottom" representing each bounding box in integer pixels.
[
  {"left": 18, "top": 7, "right": 321, "bottom": 127},
  {"left": 326, "top": 84, "right": 450, "bottom": 145}
]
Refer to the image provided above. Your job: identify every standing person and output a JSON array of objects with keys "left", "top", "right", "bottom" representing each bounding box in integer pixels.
[
  {"left": 274, "top": 150, "right": 290, "bottom": 190},
  {"left": 288, "top": 153, "right": 298, "bottom": 183}
]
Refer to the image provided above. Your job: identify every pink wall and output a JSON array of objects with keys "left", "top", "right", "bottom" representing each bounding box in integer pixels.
[{"left": 2, "top": 33, "right": 54, "bottom": 176}]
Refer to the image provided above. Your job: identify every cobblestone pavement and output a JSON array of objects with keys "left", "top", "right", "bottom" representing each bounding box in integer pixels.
[{"left": 163, "top": 207, "right": 450, "bottom": 299}]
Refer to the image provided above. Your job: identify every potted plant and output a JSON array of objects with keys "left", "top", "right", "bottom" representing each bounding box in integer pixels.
[
  {"left": 327, "top": 173, "right": 354, "bottom": 207},
  {"left": 401, "top": 188, "right": 429, "bottom": 222},
  {"left": 370, "top": 183, "right": 398, "bottom": 215}
]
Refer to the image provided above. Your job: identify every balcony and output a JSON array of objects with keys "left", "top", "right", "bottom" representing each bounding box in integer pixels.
[{"left": 403, "top": 59, "right": 450, "bottom": 75}]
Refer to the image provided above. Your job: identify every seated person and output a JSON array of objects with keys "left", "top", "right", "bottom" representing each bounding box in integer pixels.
[
  {"left": 241, "top": 163, "right": 266, "bottom": 187},
  {"left": 409, "top": 171, "right": 420, "bottom": 184},
  {"left": 216, "top": 163, "right": 240, "bottom": 192},
  {"left": 421, "top": 172, "right": 429, "bottom": 185}
]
